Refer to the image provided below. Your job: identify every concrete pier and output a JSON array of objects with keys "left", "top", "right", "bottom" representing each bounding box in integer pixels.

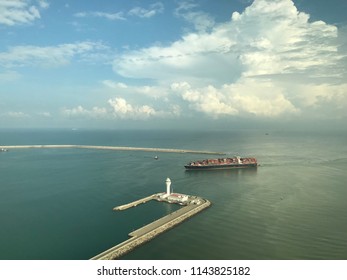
[
  {"left": 90, "top": 193, "right": 211, "bottom": 260},
  {"left": 113, "top": 194, "right": 156, "bottom": 211},
  {"left": 0, "top": 145, "right": 225, "bottom": 155}
]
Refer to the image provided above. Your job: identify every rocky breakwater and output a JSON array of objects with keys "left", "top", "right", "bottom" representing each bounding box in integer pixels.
[
  {"left": 90, "top": 195, "right": 211, "bottom": 260},
  {"left": 0, "top": 145, "right": 224, "bottom": 155}
]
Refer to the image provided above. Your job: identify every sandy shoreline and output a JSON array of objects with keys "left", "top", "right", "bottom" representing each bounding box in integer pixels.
[{"left": 0, "top": 144, "right": 225, "bottom": 155}]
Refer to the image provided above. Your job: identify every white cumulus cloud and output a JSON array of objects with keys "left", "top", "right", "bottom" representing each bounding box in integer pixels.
[
  {"left": 108, "top": 97, "right": 157, "bottom": 119},
  {"left": 62, "top": 106, "right": 108, "bottom": 119},
  {"left": 0, "top": 0, "right": 48, "bottom": 26},
  {"left": 128, "top": 2, "right": 164, "bottom": 18},
  {"left": 172, "top": 79, "right": 298, "bottom": 117},
  {"left": 174, "top": 1, "right": 215, "bottom": 32},
  {"left": 112, "top": 0, "right": 347, "bottom": 120}
]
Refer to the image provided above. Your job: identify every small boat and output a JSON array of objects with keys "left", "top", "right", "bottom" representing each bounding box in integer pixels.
[
  {"left": 185, "top": 156, "right": 257, "bottom": 170},
  {"left": 1, "top": 148, "right": 8, "bottom": 152}
]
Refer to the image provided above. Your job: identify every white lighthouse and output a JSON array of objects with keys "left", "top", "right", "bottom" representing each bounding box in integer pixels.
[{"left": 165, "top": 178, "right": 171, "bottom": 196}]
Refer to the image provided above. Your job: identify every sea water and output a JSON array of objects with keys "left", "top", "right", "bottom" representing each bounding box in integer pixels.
[{"left": 0, "top": 129, "right": 346, "bottom": 260}]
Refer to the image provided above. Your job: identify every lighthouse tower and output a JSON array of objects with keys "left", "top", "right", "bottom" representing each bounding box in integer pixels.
[{"left": 166, "top": 178, "right": 171, "bottom": 196}]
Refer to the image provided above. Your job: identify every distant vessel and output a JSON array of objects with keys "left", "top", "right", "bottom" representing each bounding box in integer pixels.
[
  {"left": 185, "top": 156, "right": 257, "bottom": 170},
  {"left": 1, "top": 148, "right": 8, "bottom": 152}
]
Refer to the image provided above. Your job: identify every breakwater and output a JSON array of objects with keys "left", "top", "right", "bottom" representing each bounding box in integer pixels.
[
  {"left": 113, "top": 194, "right": 156, "bottom": 211},
  {"left": 0, "top": 145, "right": 225, "bottom": 155},
  {"left": 90, "top": 193, "right": 211, "bottom": 260}
]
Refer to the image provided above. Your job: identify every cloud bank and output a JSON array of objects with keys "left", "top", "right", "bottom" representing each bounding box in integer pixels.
[
  {"left": 110, "top": 0, "right": 346, "bottom": 120},
  {"left": 0, "top": 41, "right": 109, "bottom": 68},
  {"left": 3, "top": 0, "right": 345, "bottom": 124}
]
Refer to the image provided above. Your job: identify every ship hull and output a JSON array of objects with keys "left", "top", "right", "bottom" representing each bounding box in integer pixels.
[
  {"left": 185, "top": 156, "right": 258, "bottom": 170},
  {"left": 184, "top": 163, "right": 257, "bottom": 170}
]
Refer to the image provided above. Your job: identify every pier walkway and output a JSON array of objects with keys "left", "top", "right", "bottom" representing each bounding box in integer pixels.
[
  {"left": 91, "top": 195, "right": 211, "bottom": 260},
  {"left": 113, "top": 194, "right": 156, "bottom": 211},
  {"left": 0, "top": 145, "right": 225, "bottom": 155}
]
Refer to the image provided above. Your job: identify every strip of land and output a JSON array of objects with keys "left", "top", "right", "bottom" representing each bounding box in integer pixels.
[
  {"left": 0, "top": 145, "right": 225, "bottom": 155},
  {"left": 91, "top": 194, "right": 211, "bottom": 260}
]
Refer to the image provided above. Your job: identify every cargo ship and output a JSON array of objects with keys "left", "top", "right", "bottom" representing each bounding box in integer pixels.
[{"left": 184, "top": 156, "right": 257, "bottom": 170}]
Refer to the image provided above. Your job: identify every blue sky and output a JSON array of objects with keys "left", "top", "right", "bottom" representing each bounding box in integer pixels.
[{"left": 0, "top": 0, "right": 346, "bottom": 129}]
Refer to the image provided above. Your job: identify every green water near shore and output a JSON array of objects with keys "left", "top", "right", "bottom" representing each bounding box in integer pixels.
[{"left": 0, "top": 129, "right": 346, "bottom": 259}]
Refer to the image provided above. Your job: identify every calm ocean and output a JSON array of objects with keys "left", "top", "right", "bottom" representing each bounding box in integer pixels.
[{"left": 0, "top": 129, "right": 346, "bottom": 260}]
